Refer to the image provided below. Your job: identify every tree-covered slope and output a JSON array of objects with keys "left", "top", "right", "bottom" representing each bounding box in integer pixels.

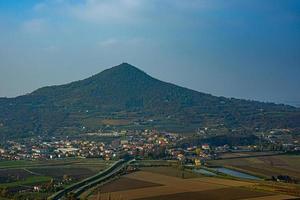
[{"left": 0, "top": 63, "right": 299, "bottom": 138}]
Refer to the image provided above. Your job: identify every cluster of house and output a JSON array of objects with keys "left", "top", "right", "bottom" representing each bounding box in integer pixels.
[
  {"left": 2, "top": 128, "right": 297, "bottom": 162},
  {"left": 0, "top": 130, "right": 215, "bottom": 162},
  {"left": 264, "top": 129, "right": 300, "bottom": 151}
]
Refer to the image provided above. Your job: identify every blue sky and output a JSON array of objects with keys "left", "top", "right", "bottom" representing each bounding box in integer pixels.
[{"left": 0, "top": 0, "right": 300, "bottom": 106}]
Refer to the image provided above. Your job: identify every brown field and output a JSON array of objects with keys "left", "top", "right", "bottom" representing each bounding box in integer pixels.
[
  {"left": 218, "top": 152, "right": 282, "bottom": 159},
  {"left": 136, "top": 187, "right": 270, "bottom": 200},
  {"left": 141, "top": 166, "right": 202, "bottom": 179},
  {"left": 88, "top": 168, "right": 299, "bottom": 200},
  {"left": 100, "top": 177, "right": 162, "bottom": 193},
  {"left": 82, "top": 118, "right": 131, "bottom": 128},
  {"left": 248, "top": 182, "right": 300, "bottom": 197},
  {"left": 207, "top": 155, "right": 300, "bottom": 181},
  {"left": 101, "top": 119, "right": 131, "bottom": 126}
]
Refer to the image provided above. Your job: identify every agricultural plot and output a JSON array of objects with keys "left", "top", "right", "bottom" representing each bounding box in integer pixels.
[
  {"left": 0, "top": 168, "right": 33, "bottom": 183},
  {"left": 89, "top": 169, "right": 299, "bottom": 200},
  {"left": 135, "top": 188, "right": 271, "bottom": 200},
  {"left": 207, "top": 154, "right": 300, "bottom": 181},
  {"left": 100, "top": 177, "right": 163, "bottom": 193},
  {"left": 0, "top": 176, "right": 51, "bottom": 188},
  {"left": 0, "top": 168, "right": 52, "bottom": 192},
  {"left": 0, "top": 159, "right": 79, "bottom": 169},
  {"left": 0, "top": 159, "right": 110, "bottom": 199},
  {"left": 141, "top": 166, "right": 202, "bottom": 179},
  {"left": 31, "top": 167, "right": 96, "bottom": 180},
  {"left": 218, "top": 152, "right": 282, "bottom": 159},
  {"left": 0, "top": 159, "right": 112, "bottom": 170},
  {"left": 0, "top": 159, "right": 109, "bottom": 185}
]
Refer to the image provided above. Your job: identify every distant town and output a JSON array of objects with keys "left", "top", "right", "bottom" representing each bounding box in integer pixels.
[{"left": 1, "top": 128, "right": 299, "bottom": 163}]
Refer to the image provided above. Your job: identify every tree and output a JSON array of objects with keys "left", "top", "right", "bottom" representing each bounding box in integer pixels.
[
  {"left": 67, "top": 192, "right": 77, "bottom": 200},
  {"left": 0, "top": 187, "right": 8, "bottom": 197},
  {"left": 46, "top": 178, "right": 54, "bottom": 191},
  {"left": 63, "top": 174, "right": 71, "bottom": 182},
  {"left": 195, "top": 148, "right": 202, "bottom": 156}
]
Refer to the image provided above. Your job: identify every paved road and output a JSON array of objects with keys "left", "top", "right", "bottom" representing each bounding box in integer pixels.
[{"left": 48, "top": 159, "right": 133, "bottom": 200}]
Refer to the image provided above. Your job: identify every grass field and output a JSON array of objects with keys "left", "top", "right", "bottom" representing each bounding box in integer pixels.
[
  {"left": 0, "top": 158, "right": 111, "bottom": 199},
  {"left": 0, "top": 159, "right": 79, "bottom": 169},
  {"left": 207, "top": 154, "right": 300, "bottom": 181},
  {"left": 1, "top": 157, "right": 300, "bottom": 200},
  {"left": 0, "top": 176, "right": 51, "bottom": 188},
  {"left": 0, "top": 159, "right": 111, "bottom": 182},
  {"left": 0, "top": 158, "right": 112, "bottom": 169},
  {"left": 88, "top": 167, "right": 299, "bottom": 200}
]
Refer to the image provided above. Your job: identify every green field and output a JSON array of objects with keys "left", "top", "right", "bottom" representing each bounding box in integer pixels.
[
  {"left": 0, "top": 158, "right": 113, "bottom": 169},
  {"left": 0, "top": 159, "right": 112, "bottom": 200},
  {"left": 1, "top": 156, "right": 300, "bottom": 200},
  {"left": 0, "top": 176, "right": 51, "bottom": 188}
]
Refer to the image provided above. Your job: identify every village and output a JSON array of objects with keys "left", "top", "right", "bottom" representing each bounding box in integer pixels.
[
  {"left": 0, "top": 129, "right": 299, "bottom": 163},
  {"left": 0, "top": 129, "right": 300, "bottom": 200}
]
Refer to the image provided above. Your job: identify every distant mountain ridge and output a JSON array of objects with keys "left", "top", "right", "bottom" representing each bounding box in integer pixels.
[{"left": 0, "top": 63, "right": 299, "bottom": 138}]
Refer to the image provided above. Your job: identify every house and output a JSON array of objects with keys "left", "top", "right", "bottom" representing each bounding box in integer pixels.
[{"left": 202, "top": 144, "right": 210, "bottom": 150}]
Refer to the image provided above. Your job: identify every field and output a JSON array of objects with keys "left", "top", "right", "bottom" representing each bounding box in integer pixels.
[
  {"left": 88, "top": 167, "right": 299, "bottom": 200},
  {"left": 0, "top": 159, "right": 111, "bottom": 199},
  {"left": 83, "top": 118, "right": 132, "bottom": 127},
  {"left": 1, "top": 157, "right": 300, "bottom": 200},
  {"left": 207, "top": 154, "right": 300, "bottom": 181},
  {"left": 101, "top": 119, "right": 132, "bottom": 126},
  {"left": 0, "top": 159, "right": 111, "bottom": 184},
  {"left": 217, "top": 151, "right": 283, "bottom": 159},
  {"left": 100, "top": 177, "right": 163, "bottom": 193},
  {"left": 141, "top": 166, "right": 203, "bottom": 179}
]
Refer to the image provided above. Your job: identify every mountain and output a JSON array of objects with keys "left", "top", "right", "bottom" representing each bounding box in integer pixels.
[{"left": 0, "top": 63, "right": 300, "bottom": 139}]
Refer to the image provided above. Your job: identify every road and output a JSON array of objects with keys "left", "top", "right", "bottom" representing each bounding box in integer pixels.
[{"left": 48, "top": 159, "right": 134, "bottom": 200}]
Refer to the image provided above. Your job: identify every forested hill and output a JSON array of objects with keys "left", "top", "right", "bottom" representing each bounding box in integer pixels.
[{"left": 0, "top": 63, "right": 299, "bottom": 138}]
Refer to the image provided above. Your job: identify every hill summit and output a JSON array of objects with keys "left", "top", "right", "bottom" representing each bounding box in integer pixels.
[{"left": 0, "top": 63, "right": 300, "bottom": 138}]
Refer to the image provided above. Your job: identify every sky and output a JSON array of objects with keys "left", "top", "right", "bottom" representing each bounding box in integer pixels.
[{"left": 0, "top": 0, "right": 299, "bottom": 106}]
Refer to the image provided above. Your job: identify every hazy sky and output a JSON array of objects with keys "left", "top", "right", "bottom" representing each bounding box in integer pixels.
[{"left": 0, "top": 0, "right": 299, "bottom": 106}]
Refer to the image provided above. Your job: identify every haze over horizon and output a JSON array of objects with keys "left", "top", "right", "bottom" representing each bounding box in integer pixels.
[{"left": 0, "top": 0, "right": 300, "bottom": 106}]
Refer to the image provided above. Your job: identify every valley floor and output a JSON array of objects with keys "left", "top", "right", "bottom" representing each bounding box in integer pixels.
[
  {"left": 88, "top": 167, "right": 300, "bottom": 200},
  {"left": 207, "top": 154, "right": 300, "bottom": 182}
]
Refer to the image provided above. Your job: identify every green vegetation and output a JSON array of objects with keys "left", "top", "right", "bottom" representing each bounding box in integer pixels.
[
  {"left": 12, "top": 192, "right": 50, "bottom": 200},
  {"left": 142, "top": 166, "right": 201, "bottom": 179},
  {"left": 0, "top": 160, "right": 35, "bottom": 169},
  {"left": 0, "top": 159, "right": 80, "bottom": 170},
  {"left": 0, "top": 159, "right": 110, "bottom": 200},
  {"left": 0, "top": 158, "right": 111, "bottom": 170},
  {"left": 0, "top": 176, "right": 51, "bottom": 188},
  {"left": 1, "top": 63, "right": 300, "bottom": 139}
]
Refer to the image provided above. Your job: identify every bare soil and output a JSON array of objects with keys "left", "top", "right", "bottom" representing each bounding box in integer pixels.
[
  {"left": 135, "top": 187, "right": 272, "bottom": 200},
  {"left": 99, "top": 177, "right": 162, "bottom": 193}
]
